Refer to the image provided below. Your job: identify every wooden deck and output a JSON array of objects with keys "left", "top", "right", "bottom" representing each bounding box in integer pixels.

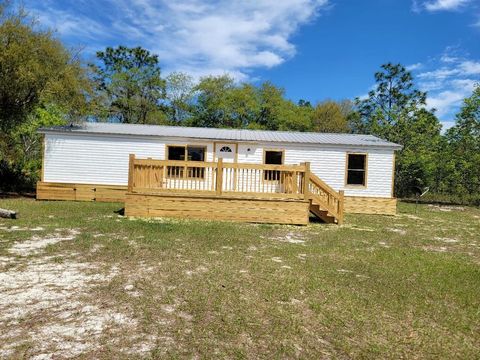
[{"left": 125, "top": 155, "right": 344, "bottom": 225}]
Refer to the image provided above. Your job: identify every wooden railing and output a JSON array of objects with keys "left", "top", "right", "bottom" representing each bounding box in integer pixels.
[
  {"left": 128, "top": 154, "right": 344, "bottom": 222},
  {"left": 308, "top": 171, "right": 344, "bottom": 224},
  {"left": 128, "top": 154, "right": 307, "bottom": 199}
]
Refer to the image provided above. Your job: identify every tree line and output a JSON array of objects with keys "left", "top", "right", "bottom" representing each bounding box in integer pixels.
[{"left": 0, "top": 3, "right": 478, "bottom": 204}]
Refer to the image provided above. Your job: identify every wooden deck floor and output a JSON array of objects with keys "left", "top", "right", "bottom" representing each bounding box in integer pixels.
[{"left": 124, "top": 156, "right": 344, "bottom": 225}]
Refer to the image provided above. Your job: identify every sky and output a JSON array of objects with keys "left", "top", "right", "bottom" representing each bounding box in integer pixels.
[{"left": 23, "top": 0, "right": 480, "bottom": 129}]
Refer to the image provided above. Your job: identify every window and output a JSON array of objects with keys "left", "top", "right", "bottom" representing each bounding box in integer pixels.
[
  {"left": 168, "top": 146, "right": 186, "bottom": 161},
  {"left": 264, "top": 150, "right": 283, "bottom": 181},
  {"left": 187, "top": 146, "right": 205, "bottom": 161},
  {"left": 167, "top": 145, "right": 206, "bottom": 178},
  {"left": 346, "top": 153, "right": 367, "bottom": 186},
  {"left": 219, "top": 146, "right": 232, "bottom": 153}
]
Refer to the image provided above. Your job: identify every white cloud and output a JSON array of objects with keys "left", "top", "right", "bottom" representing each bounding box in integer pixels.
[
  {"left": 425, "top": 81, "right": 475, "bottom": 118},
  {"left": 26, "top": 0, "right": 329, "bottom": 80},
  {"left": 422, "top": 0, "right": 471, "bottom": 12},
  {"left": 417, "top": 68, "right": 460, "bottom": 80},
  {"left": 406, "top": 63, "right": 423, "bottom": 71},
  {"left": 411, "top": 49, "right": 480, "bottom": 121},
  {"left": 459, "top": 60, "right": 480, "bottom": 75}
]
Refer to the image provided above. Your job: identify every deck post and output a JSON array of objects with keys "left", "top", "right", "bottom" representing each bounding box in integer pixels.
[
  {"left": 292, "top": 171, "right": 298, "bottom": 194},
  {"left": 303, "top": 162, "right": 310, "bottom": 199},
  {"left": 338, "top": 190, "right": 345, "bottom": 225},
  {"left": 40, "top": 134, "right": 45, "bottom": 182},
  {"left": 128, "top": 154, "right": 135, "bottom": 193},
  {"left": 216, "top": 158, "right": 223, "bottom": 195}
]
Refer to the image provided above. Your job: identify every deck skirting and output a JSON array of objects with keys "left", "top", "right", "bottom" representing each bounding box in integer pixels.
[
  {"left": 36, "top": 181, "right": 126, "bottom": 202},
  {"left": 344, "top": 196, "right": 397, "bottom": 215},
  {"left": 125, "top": 192, "right": 310, "bottom": 225},
  {"left": 37, "top": 181, "right": 397, "bottom": 216}
]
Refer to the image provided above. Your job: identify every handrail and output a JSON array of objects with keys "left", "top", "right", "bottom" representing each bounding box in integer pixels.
[
  {"left": 134, "top": 159, "right": 218, "bottom": 167},
  {"left": 310, "top": 191, "right": 338, "bottom": 216},
  {"left": 128, "top": 154, "right": 307, "bottom": 198},
  {"left": 223, "top": 163, "right": 306, "bottom": 171},
  {"left": 307, "top": 173, "right": 344, "bottom": 224},
  {"left": 134, "top": 159, "right": 305, "bottom": 171},
  {"left": 310, "top": 173, "right": 341, "bottom": 201}
]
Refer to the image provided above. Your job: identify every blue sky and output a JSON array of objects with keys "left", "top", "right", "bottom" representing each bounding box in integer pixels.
[{"left": 24, "top": 0, "right": 480, "bottom": 128}]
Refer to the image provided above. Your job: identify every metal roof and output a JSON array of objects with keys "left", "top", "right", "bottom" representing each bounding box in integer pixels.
[{"left": 39, "top": 122, "right": 402, "bottom": 149}]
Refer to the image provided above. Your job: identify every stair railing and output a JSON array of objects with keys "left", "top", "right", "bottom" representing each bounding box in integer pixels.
[{"left": 305, "top": 165, "right": 344, "bottom": 224}]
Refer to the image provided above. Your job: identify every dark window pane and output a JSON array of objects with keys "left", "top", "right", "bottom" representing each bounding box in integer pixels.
[
  {"left": 168, "top": 146, "right": 185, "bottom": 161},
  {"left": 264, "top": 151, "right": 283, "bottom": 180},
  {"left": 348, "top": 154, "right": 366, "bottom": 170},
  {"left": 265, "top": 170, "right": 281, "bottom": 181},
  {"left": 187, "top": 167, "right": 205, "bottom": 179},
  {"left": 265, "top": 151, "right": 283, "bottom": 164},
  {"left": 187, "top": 147, "right": 205, "bottom": 161},
  {"left": 219, "top": 146, "right": 232, "bottom": 152},
  {"left": 347, "top": 170, "right": 365, "bottom": 185}
]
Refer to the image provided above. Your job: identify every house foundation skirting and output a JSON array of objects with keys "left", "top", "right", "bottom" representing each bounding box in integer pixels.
[
  {"left": 344, "top": 196, "right": 397, "bottom": 215},
  {"left": 36, "top": 182, "right": 126, "bottom": 202},
  {"left": 37, "top": 182, "right": 397, "bottom": 216},
  {"left": 126, "top": 192, "right": 310, "bottom": 225}
]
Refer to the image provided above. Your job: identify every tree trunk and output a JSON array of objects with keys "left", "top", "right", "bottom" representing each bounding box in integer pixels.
[{"left": 0, "top": 208, "right": 16, "bottom": 219}]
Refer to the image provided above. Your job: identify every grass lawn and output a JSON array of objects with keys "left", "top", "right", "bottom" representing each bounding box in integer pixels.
[{"left": 0, "top": 198, "right": 479, "bottom": 359}]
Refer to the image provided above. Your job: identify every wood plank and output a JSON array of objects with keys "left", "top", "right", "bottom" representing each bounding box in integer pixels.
[
  {"left": 125, "top": 193, "right": 309, "bottom": 225},
  {"left": 344, "top": 196, "right": 397, "bottom": 215},
  {"left": 223, "top": 162, "right": 305, "bottom": 171},
  {"left": 36, "top": 182, "right": 127, "bottom": 202},
  {"left": 135, "top": 159, "right": 217, "bottom": 168}
]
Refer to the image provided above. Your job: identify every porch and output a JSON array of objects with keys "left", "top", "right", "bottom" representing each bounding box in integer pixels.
[{"left": 125, "top": 155, "right": 344, "bottom": 225}]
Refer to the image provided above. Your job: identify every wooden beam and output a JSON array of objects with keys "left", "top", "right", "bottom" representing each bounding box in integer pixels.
[
  {"left": 40, "top": 134, "right": 45, "bottom": 182},
  {"left": 302, "top": 162, "right": 310, "bottom": 198},
  {"left": 128, "top": 154, "right": 135, "bottom": 193},
  {"left": 391, "top": 153, "right": 396, "bottom": 197},
  {"left": 337, "top": 190, "right": 345, "bottom": 225},
  {"left": 216, "top": 158, "right": 223, "bottom": 195}
]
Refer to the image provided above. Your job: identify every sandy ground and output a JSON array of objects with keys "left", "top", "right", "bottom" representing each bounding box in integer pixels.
[{"left": 0, "top": 229, "right": 156, "bottom": 359}]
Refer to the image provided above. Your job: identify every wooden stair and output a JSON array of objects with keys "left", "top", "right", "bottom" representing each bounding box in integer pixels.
[
  {"left": 305, "top": 170, "right": 345, "bottom": 225},
  {"left": 309, "top": 203, "right": 337, "bottom": 224}
]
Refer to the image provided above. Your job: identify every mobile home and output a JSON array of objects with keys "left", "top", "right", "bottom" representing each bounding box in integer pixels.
[{"left": 37, "top": 123, "right": 402, "bottom": 224}]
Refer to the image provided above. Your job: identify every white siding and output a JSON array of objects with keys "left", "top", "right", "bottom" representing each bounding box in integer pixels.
[
  {"left": 44, "top": 134, "right": 213, "bottom": 185},
  {"left": 237, "top": 143, "right": 394, "bottom": 198},
  {"left": 44, "top": 133, "right": 394, "bottom": 197}
]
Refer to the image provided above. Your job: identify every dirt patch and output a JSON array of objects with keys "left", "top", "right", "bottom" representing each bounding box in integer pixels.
[
  {"left": 270, "top": 231, "right": 306, "bottom": 244},
  {"left": 0, "top": 225, "right": 45, "bottom": 232},
  {"left": 9, "top": 229, "right": 80, "bottom": 256},
  {"left": 185, "top": 265, "right": 209, "bottom": 276},
  {"left": 434, "top": 237, "right": 459, "bottom": 243},
  {"left": 0, "top": 231, "right": 158, "bottom": 358},
  {"left": 343, "top": 224, "right": 375, "bottom": 232},
  {"left": 428, "top": 205, "right": 466, "bottom": 212},
  {"left": 397, "top": 214, "right": 422, "bottom": 220},
  {"left": 422, "top": 245, "right": 448, "bottom": 253},
  {"left": 387, "top": 228, "right": 407, "bottom": 235}
]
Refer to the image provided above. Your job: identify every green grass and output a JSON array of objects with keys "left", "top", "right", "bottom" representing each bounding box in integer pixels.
[{"left": 0, "top": 199, "right": 479, "bottom": 359}]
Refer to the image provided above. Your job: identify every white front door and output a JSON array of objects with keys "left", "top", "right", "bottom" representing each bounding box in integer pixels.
[
  {"left": 215, "top": 143, "right": 237, "bottom": 191},
  {"left": 215, "top": 143, "right": 236, "bottom": 163}
]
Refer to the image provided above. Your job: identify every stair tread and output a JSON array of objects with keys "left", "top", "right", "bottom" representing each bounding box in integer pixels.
[{"left": 307, "top": 176, "right": 344, "bottom": 225}]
